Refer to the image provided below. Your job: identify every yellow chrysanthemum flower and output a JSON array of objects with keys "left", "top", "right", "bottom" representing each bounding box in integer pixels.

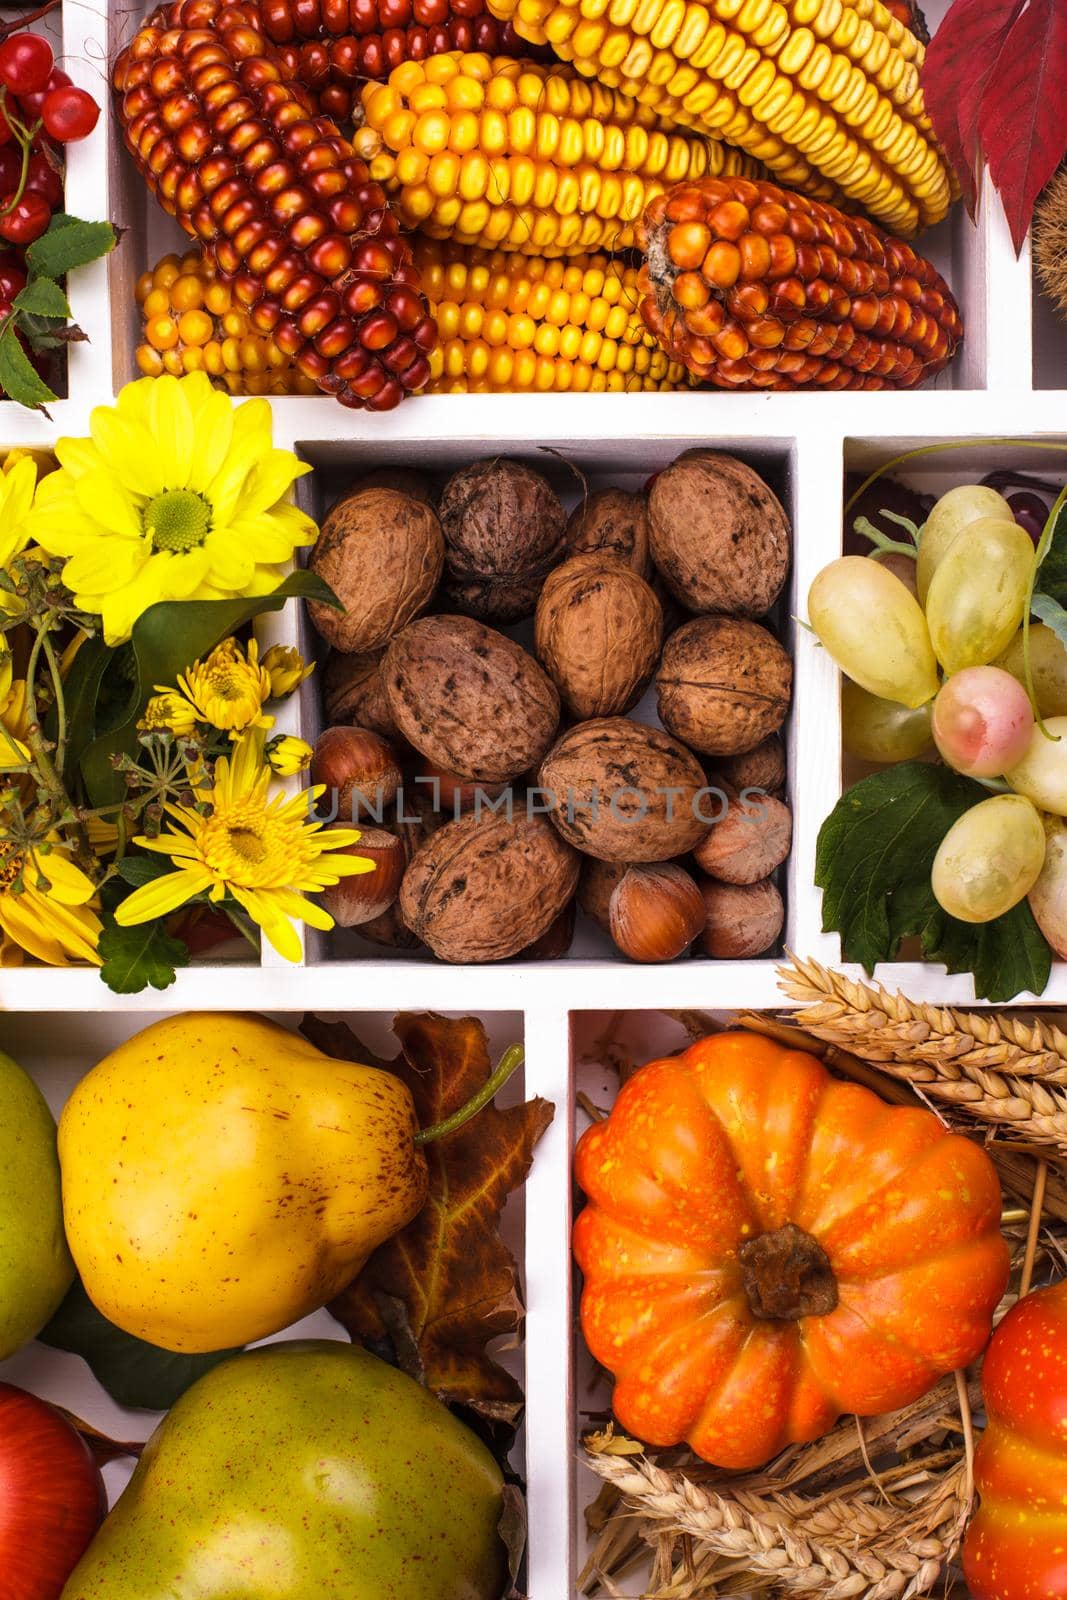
[
  {"left": 0, "top": 669, "right": 31, "bottom": 770},
  {"left": 175, "top": 637, "right": 274, "bottom": 736},
  {"left": 26, "top": 373, "right": 317, "bottom": 646},
  {"left": 0, "top": 837, "right": 102, "bottom": 967},
  {"left": 0, "top": 455, "right": 39, "bottom": 621},
  {"left": 265, "top": 734, "right": 313, "bottom": 776},
  {"left": 114, "top": 731, "right": 374, "bottom": 962},
  {"left": 139, "top": 690, "right": 201, "bottom": 739},
  {"left": 261, "top": 644, "right": 314, "bottom": 700}
]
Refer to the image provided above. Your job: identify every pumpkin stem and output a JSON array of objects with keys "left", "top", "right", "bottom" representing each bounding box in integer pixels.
[{"left": 738, "top": 1223, "right": 838, "bottom": 1321}]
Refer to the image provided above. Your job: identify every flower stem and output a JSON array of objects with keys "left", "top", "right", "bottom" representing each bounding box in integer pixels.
[
  {"left": 40, "top": 630, "right": 66, "bottom": 775},
  {"left": 414, "top": 1045, "right": 525, "bottom": 1146}
]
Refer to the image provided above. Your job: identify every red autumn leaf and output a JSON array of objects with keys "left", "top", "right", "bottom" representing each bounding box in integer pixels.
[
  {"left": 921, "top": 0, "right": 1024, "bottom": 214},
  {"left": 313, "top": 1012, "right": 554, "bottom": 1424},
  {"left": 979, "top": 0, "right": 1067, "bottom": 251}
]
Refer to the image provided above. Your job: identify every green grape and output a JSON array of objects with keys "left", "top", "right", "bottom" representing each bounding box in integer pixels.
[
  {"left": 931, "top": 794, "right": 1046, "bottom": 924},
  {"left": 916, "top": 485, "right": 1014, "bottom": 604},
  {"left": 842, "top": 679, "right": 933, "bottom": 763},
  {"left": 996, "top": 625, "right": 1067, "bottom": 717},
  {"left": 924, "top": 517, "right": 1035, "bottom": 674},
  {"left": 1005, "top": 716, "right": 1067, "bottom": 815},
  {"left": 808, "top": 556, "right": 939, "bottom": 709},
  {"left": 1028, "top": 814, "right": 1067, "bottom": 958}
]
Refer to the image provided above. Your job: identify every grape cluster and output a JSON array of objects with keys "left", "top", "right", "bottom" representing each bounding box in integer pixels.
[{"left": 811, "top": 482, "right": 1067, "bottom": 948}]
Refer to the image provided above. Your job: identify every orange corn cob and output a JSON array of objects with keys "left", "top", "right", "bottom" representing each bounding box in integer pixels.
[
  {"left": 638, "top": 175, "right": 962, "bottom": 390},
  {"left": 136, "top": 248, "right": 320, "bottom": 391},
  {"left": 113, "top": 0, "right": 437, "bottom": 409},
  {"left": 415, "top": 237, "right": 694, "bottom": 389}
]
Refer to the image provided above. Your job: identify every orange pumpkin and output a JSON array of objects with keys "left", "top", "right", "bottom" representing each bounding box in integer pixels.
[
  {"left": 573, "top": 1031, "right": 1010, "bottom": 1470},
  {"left": 963, "top": 1279, "right": 1067, "bottom": 1600}
]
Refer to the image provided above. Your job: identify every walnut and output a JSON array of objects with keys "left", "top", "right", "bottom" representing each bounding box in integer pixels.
[
  {"left": 534, "top": 554, "right": 662, "bottom": 719},
  {"left": 649, "top": 451, "right": 791, "bottom": 616},
  {"left": 382, "top": 614, "right": 560, "bottom": 784},
  {"left": 714, "top": 734, "right": 786, "bottom": 795},
  {"left": 308, "top": 487, "right": 444, "bottom": 653},
  {"left": 322, "top": 650, "right": 400, "bottom": 742},
  {"left": 539, "top": 717, "right": 711, "bottom": 862},
  {"left": 399, "top": 811, "right": 579, "bottom": 962},
  {"left": 439, "top": 458, "right": 565, "bottom": 621},
  {"left": 657, "top": 616, "right": 792, "bottom": 756},
  {"left": 578, "top": 857, "right": 629, "bottom": 933},
  {"left": 565, "top": 489, "right": 651, "bottom": 577}
]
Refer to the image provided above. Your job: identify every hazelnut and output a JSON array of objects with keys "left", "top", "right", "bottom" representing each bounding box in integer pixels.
[
  {"left": 311, "top": 727, "right": 401, "bottom": 822},
  {"left": 693, "top": 792, "right": 792, "bottom": 885},
  {"left": 609, "top": 863, "right": 706, "bottom": 963},
  {"left": 578, "top": 857, "right": 628, "bottom": 934},
  {"left": 321, "top": 827, "right": 406, "bottom": 927},
  {"left": 698, "top": 877, "right": 784, "bottom": 959}
]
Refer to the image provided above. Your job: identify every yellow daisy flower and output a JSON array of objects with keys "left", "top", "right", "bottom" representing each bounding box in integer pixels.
[
  {"left": 26, "top": 373, "right": 317, "bottom": 646},
  {"left": 175, "top": 637, "right": 274, "bottom": 736},
  {"left": 261, "top": 644, "right": 314, "bottom": 700},
  {"left": 265, "top": 734, "right": 313, "bottom": 776},
  {"left": 0, "top": 837, "right": 102, "bottom": 967},
  {"left": 113, "top": 731, "right": 374, "bottom": 962}
]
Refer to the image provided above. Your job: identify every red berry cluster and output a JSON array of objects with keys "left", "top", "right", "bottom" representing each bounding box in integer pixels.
[{"left": 0, "top": 32, "right": 99, "bottom": 246}]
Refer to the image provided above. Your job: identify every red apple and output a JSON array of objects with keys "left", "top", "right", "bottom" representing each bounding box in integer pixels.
[{"left": 0, "top": 1383, "right": 107, "bottom": 1599}]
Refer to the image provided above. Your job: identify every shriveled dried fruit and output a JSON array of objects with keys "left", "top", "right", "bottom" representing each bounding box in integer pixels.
[
  {"left": 539, "top": 717, "right": 710, "bottom": 863},
  {"left": 400, "top": 810, "right": 579, "bottom": 962},
  {"left": 649, "top": 452, "right": 790, "bottom": 618},
  {"left": 439, "top": 458, "right": 565, "bottom": 622},
  {"left": 308, "top": 487, "right": 443, "bottom": 654},
  {"left": 383, "top": 614, "right": 560, "bottom": 785},
  {"left": 565, "top": 489, "right": 651, "bottom": 578},
  {"left": 694, "top": 792, "right": 792, "bottom": 886},
  {"left": 657, "top": 617, "right": 792, "bottom": 757},
  {"left": 534, "top": 554, "right": 662, "bottom": 720}
]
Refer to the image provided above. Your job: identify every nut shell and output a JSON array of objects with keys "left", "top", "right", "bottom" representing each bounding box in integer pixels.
[
  {"left": 693, "top": 792, "right": 792, "bottom": 884},
  {"left": 535, "top": 554, "right": 662, "bottom": 720},
  {"left": 400, "top": 810, "right": 579, "bottom": 963},
  {"left": 308, "top": 487, "right": 444, "bottom": 653},
  {"left": 657, "top": 616, "right": 792, "bottom": 756},
  {"left": 322, "top": 650, "right": 400, "bottom": 742},
  {"left": 439, "top": 458, "right": 565, "bottom": 622},
  {"left": 649, "top": 451, "right": 790, "bottom": 616},
  {"left": 539, "top": 717, "right": 711, "bottom": 862},
  {"left": 699, "top": 877, "right": 784, "bottom": 958},
  {"left": 609, "top": 862, "right": 705, "bottom": 962},
  {"left": 715, "top": 734, "right": 787, "bottom": 795},
  {"left": 311, "top": 727, "right": 401, "bottom": 822},
  {"left": 383, "top": 614, "right": 560, "bottom": 785},
  {"left": 565, "top": 489, "right": 651, "bottom": 577},
  {"left": 321, "top": 826, "right": 406, "bottom": 927},
  {"left": 578, "top": 857, "right": 628, "bottom": 933}
]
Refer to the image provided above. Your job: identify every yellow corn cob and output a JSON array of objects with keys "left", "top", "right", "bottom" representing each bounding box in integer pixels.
[
  {"left": 135, "top": 252, "right": 321, "bottom": 396},
  {"left": 484, "top": 0, "right": 953, "bottom": 236},
  {"left": 355, "top": 51, "right": 775, "bottom": 256},
  {"left": 413, "top": 237, "right": 694, "bottom": 389}
]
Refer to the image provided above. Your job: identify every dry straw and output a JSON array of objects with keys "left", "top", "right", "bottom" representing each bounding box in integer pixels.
[{"left": 578, "top": 973, "right": 1066, "bottom": 1600}]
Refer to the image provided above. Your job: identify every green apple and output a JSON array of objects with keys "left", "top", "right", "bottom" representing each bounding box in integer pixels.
[{"left": 0, "top": 1048, "right": 73, "bottom": 1359}]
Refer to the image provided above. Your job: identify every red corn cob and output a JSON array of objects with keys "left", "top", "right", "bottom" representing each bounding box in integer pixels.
[
  {"left": 264, "top": 0, "right": 546, "bottom": 118},
  {"left": 113, "top": 0, "right": 437, "bottom": 409}
]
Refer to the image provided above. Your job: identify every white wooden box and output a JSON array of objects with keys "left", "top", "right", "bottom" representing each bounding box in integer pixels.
[{"left": 3, "top": 0, "right": 1066, "bottom": 1593}]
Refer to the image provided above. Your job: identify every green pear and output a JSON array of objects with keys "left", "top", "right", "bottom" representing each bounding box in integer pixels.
[
  {"left": 0, "top": 1047, "right": 73, "bottom": 1359},
  {"left": 62, "top": 1341, "right": 508, "bottom": 1600}
]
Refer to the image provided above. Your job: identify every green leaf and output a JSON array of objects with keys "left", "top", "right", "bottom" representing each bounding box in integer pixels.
[
  {"left": 1030, "top": 591, "right": 1067, "bottom": 652},
  {"left": 1036, "top": 496, "right": 1067, "bottom": 605},
  {"left": 14, "top": 277, "right": 70, "bottom": 319},
  {"left": 98, "top": 915, "right": 189, "bottom": 995},
  {"left": 39, "top": 1280, "right": 239, "bottom": 1411},
  {"left": 25, "top": 216, "right": 117, "bottom": 280},
  {"left": 0, "top": 327, "right": 56, "bottom": 410},
  {"left": 44, "top": 633, "right": 111, "bottom": 779},
  {"left": 114, "top": 854, "right": 179, "bottom": 888},
  {"left": 80, "top": 571, "right": 334, "bottom": 806},
  {"left": 815, "top": 762, "right": 1052, "bottom": 1002}
]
